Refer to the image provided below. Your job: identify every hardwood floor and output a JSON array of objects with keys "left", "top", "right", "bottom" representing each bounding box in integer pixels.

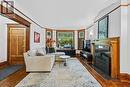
[
  {"left": 77, "top": 57, "right": 130, "bottom": 87},
  {"left": 0, "top": 57, "right": 130, "bottom": 87},
  {"left": 0, "top": 67, "right": 28, "bottom": 87}
]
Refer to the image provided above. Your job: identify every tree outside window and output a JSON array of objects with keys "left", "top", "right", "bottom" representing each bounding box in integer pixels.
[{"left": 57, "top": 32, "right": 74, "bottom": 49}]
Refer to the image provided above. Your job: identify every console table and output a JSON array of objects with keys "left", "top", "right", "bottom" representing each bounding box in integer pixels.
[{"left": 56, "top": 49, "right": 76, "bottom": 57}]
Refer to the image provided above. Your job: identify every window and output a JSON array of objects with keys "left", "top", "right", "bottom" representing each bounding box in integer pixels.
[
  {"left": 56, "top": 31, "right": 74, "bottom": 48},
  {"left": 98, "top": 15, "right": 109, "bottom": 39}
]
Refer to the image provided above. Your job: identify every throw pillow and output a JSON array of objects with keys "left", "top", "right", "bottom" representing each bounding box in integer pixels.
[
  {"left": 48, "top": 47, "right": 55, "bottom": 53},
  {"left": 28, "top": 49, "right": 37, "bottom": 57},
  {"left": 36, "top": 52, "right": 44, "bottom": 56},
  {"left": 37, "top": 48, "right": 45, "bottom": 55}
]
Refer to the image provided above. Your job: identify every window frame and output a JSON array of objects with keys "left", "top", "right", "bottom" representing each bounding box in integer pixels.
[{"left": 56, "top": 30, "right": 75, "bottom": 48}]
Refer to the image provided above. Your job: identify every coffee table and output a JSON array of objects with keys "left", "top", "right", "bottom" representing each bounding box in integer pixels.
[
  {"left": 59, "top": 55, "right": 70, "bottom": 66},
  {"left": 51, "top": 52, "right": 65, "bottom": 61}
]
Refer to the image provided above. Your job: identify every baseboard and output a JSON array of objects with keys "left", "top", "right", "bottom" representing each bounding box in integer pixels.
[
  {"left": 76, "top": 53, "right": 80, "bottom": 57},
  {"left": 0, "top": 61, "right": 8, "bottom": 68},
  {"left": 120, "top": 73, "right": 130, "bottom": 84}
]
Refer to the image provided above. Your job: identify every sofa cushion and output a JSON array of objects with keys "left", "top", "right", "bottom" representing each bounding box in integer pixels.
[
  {"left": 28, "top": 50, "right": 37, "bottom": 57},
  {"left": 42, "top": 47, "right": 46, "bottom": 54},
  {"left": 37, "top": 48, "right": 46, "bottom": 56},
  {"left": 45, "top": 47, "right": 49, "bottom": 53},
  {"left": 36, "top": 52, "right": 44, "bottom": 56}
]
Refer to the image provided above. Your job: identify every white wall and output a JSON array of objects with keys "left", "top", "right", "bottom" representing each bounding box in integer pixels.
[
  {"left": 120, "top": 6, "right": 128, "bottom": 73},
  {"left": 86, "top": 1, "right": 130, "bottom": 74},
  {"left": 85, "top": 29, "right": 88, "bottom": 40},
  {"left": 0, "top": 3, "right": 46, "bottom": 63},
  {"left": 14, "top": 2, "right": 46, "bottom": 49},
  {"left": 86, "top": 7, "right": 121, "bottom": 40},
  {"left": 109, "top": 7, "right": 121, "bottom": 37},
  {"left": 30, "top": 23, "right": 46, "bottom": 49},
  {"left": 95, "top": 1, "right": 120, "bottom": 21},
  {"left": 127, "top": 3, "right": 130, "bottom": 73},
  {"left": 86, "top": 26, "right": 94, "bottom": 40},
  {"left": 74, "top": 30, "right": 78, "bottom": 49},
  {"left": 0, "top": 15, "right": 16, "bottom": 63},
  {"left": 129, "top": 0, "right": 130, "bottom": 3}
]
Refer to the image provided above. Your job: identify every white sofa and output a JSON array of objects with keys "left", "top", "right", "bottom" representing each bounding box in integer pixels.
[{"left": 24, "top": 52, "right": 55, "bottom": 72}]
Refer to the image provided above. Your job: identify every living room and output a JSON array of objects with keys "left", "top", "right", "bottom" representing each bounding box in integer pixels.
[{"left": 0, "top": 0, "right": 130, "bottom": 87}]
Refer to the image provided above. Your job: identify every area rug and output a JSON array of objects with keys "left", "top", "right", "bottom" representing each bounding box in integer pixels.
[
  {"left": 0, "top": 65, "right": 24, "bottom": 80},
  {"left": 16, "top": 58, "right": 102, "bottom": 87}
]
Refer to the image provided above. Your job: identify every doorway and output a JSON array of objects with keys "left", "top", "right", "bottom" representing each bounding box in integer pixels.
[{"left": 7, "top": 24, "right": 30, "bottom": 64}]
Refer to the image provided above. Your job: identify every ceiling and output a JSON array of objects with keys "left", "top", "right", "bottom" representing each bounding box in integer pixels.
[{"left": 14, "top": 0, "right": 119, "bottom": 29}]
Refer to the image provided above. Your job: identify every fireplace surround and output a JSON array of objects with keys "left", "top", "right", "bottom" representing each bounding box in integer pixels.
[
  {"left": 92, "top": 37, "right": 120, "bottom": 79},
  {"left": 94, "top": 44, "right": 111, "bottom": 76}
]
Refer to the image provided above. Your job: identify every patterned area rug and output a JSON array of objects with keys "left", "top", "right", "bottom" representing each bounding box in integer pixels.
[{"left": 16, "top": 58, "right": 102, "bottom": 87}]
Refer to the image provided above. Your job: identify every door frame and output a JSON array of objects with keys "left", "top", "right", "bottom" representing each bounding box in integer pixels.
[
  {"left": 7, "top": 24, "right": 30, "bottom": 64},
  {"left": 78, "top": 29, "right": 85, "bottom": 50}
]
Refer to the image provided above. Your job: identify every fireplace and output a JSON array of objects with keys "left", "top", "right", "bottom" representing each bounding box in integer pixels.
[
  {"left": 92, "top": 37, "right": 120, "bottom": 79},
  {"left": 94, "top": 44, "right": 111, "bottom": 76}
]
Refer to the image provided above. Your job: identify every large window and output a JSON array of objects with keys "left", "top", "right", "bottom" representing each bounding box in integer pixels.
[{"left": 56, "top": 31, "right": 74, "bottom": 49}]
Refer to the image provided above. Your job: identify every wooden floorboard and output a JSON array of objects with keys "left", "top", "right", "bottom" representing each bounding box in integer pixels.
[
  {"left": 0, "top": 57, "right": 130, "bottom": 87},
  {"left": 77, "top": 57, "right": 130, "bottom": 87},
  {"left": 0, "top": 67, "right": 28, "bottom": 87}
]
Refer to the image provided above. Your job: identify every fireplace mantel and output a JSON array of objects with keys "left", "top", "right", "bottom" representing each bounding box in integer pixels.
[{"left": 92, "top": 37, "right": 120, "bottom": 79}]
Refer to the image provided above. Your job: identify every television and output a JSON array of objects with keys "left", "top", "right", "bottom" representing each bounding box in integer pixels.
[{"left": 83, "top": 40, "right": 91, "bottom": 52}]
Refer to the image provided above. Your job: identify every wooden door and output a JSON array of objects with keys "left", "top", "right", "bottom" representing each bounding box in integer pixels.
[
  {"left": 78, "top": 29, "right": 85, "bottom": 50},
  {"left": 8, "top": 25, "right": 26, "bottom": 64}
]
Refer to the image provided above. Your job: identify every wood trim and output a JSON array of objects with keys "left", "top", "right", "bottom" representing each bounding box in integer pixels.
[
  {"left": 7, "top": 24, "right": 30, "bottom": 64},
  {"left": 0, "top": 67, "right": 28, "bottom": 87},
  {"left": 95, "top": 4, "right": 129, "bottom": 23},
  {"left": 56, "top": 30, "right": 75, "bottom": 32},
  {"left": 77, "top": 57, "right": 109, "bottom": 87},
  {"left": 0, "top": 61, "right": 8, "bottom": 69},
  {"left": 0, "top": 4, "right": 30, "bottom": 27},
  {"left": 94, "top": 5, "right": 120, "bottom": 23},
  {"left": 77, "top": 57, "right": 130, "bottom": 87},
  {"left": 7, "top": 24, "right": 30, "bottom": 51},
  {"left": 45, "top": 28, "right": 53, "bottom": 31},
  {"left": 98, "top": 15, "right": 109, "bottom": 39},
  {"left": 26, "top": 27, "right": 30, "bottom": 51},
  {"left": 92, "top": 37, "right": 120, "bottom": 79},
  {"left": 7, "top": 24, "right": 28, "bottom": 28},
  {"left": 56, "top": 30, "right": 75, "bottom": 48},
  {"left": 78, "top": 29, "right": 85, "bottom": 38},
  {"left": 78, "top": 29, "right": 85, "bottom": 50},
  {"left": 120, "top": 73, "right": 130, "bottom": 84},
  {"left": 0, "top": 61, "right": 8, "bottom": 66},
  {"left": 1, "top": 0, "right": 43, "bottom": 28}
]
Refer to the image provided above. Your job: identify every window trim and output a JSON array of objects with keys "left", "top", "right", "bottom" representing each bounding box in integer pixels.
[{"left": 56, "top": 30, "right": 75, "bottom": 48}]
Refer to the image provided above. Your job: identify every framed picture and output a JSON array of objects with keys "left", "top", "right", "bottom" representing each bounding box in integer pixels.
[
  {"left": 46, "top": 31, "right": 52, "bottom": 38},
  {"left": 34, "top": 32, "right": 40, "bottom": 43},
  {"left": 46, "top": 29, "right": 53, "bottom": 39},
  {"left": 98, "top": 15, "right": 109, "bottom": 39},
  {"left": 79, "top": 31, "right": 84, "bottom": 38}
]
